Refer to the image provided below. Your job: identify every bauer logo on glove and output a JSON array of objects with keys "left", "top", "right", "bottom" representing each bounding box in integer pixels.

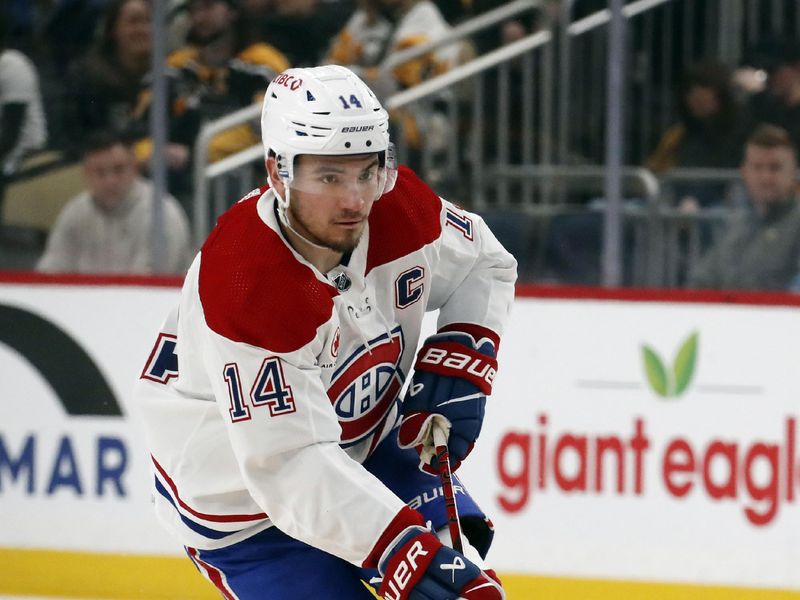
[
  {"left": 416, "top": 345, "right": 497, "bottom": 391},
  {"left": 374, "top": 521, "right": 505, "bottom": 600},
  {"left": 398, "top": 331, "right": 498, "bottom": 474}
]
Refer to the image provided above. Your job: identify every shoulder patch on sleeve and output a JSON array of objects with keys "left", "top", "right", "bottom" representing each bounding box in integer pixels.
[
  {"left": 365, "top": 166, "right": 442, "bottom": 274},
  {"left": 199, "top": 197, "right": 337, "bottom": 353}
]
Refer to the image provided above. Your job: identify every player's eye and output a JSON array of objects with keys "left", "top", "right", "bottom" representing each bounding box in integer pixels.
[
  {"left": 359, "top": 169, "right": 376, "bottom": 182},
  {"left": 320, "top": 174, "right": 338, "bottom": 184}
]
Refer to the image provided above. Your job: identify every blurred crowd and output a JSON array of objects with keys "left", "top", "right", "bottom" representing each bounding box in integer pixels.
[
  {"left": 0, "top": 0, "right": 522, "bottom": 275},
  {"left": 1, "top": 0, "right": 800, "bottom": 292}
]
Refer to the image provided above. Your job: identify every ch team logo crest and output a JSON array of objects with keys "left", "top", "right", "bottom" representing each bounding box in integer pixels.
[{"left": 326, "top": 326, "right": 405, "bottom": 451}]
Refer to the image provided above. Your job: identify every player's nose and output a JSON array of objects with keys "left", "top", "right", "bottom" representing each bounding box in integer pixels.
[{"left": 338, "top": 184, "right": 368, "bottom": 209}]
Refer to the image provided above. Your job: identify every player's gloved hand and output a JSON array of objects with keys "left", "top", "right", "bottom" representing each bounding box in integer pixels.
[
  {"left": 376, "top": 524, "right": 505, "bottom": 600},
  {"left": 398, "top": 332, "right": 497, "bottom": 474}
]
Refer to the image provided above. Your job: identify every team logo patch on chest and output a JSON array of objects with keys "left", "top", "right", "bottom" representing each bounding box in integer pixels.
[{"left": 326, "top": 326, "right": 405, "bottom": 448}]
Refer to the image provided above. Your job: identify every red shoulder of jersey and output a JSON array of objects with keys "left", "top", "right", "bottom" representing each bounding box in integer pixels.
[
  {"left": 199, "top": 194, "right": 337, "bottom": 353},
  {"left": 365, "top": 166, "right": 442, "bottom": 275}
]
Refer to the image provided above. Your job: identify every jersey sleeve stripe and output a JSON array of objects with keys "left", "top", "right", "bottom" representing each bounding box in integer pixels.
[
  {"left": 154, "top": 478, "right": 242, "bottom": 540},
  {"left": 152, "top": 456, "right": 268, "bottom": 523}
]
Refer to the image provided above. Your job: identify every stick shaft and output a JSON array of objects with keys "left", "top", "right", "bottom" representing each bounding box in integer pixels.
[{"left": 433, "top": 422, "right": 463, "bottom": 554}]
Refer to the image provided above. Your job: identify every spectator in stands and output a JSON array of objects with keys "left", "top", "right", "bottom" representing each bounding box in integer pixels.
[
  {"left": 743, "top": 38, "right": 800, "bottom": 153},
  {"left": 44, "top": 0, "right": 111, "bottom": 79},
  {"left": 647, "top": 61, "right": 749, "bottom": 210},
  {"left": 470, "top": 0, "right": 548, "bottom": 54},
  {"left": 130, "top": 0, "right": 289, "bottom": 204},
  {"left": 325, "top": 0, "right": 391, "bottom": 91},
  {"left": 244, "top": 0, "right": 354, "bottom": 67},
  {"left": 0, "top": 6, "right": 47, "bottom": 218},
  {"left": 62, "top": 0, "right": 152, "bottom": 158},
  {"left": 688, "top": 125, "right": 800, "bottom": 291},
  {"left": 326, "top": 0, "right": 462, "bottom": 100},
  {"left": 166, "top": 0, "right": 192, "bottom": 51},
  {"left": 325, "top": 0, "right": 464, "bottom": 172},
  {"left": 37, "top": 130, "right": 192, "bottom": 275},
  {"left": 472, "top": 0, "right": 549, "bottom": 169}
]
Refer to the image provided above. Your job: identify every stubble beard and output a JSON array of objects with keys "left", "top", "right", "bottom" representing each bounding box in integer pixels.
[
  {"left": 323, "top": 229, "right": 363, "bottom": 253},
  {"left": 289, "top": 203, "right": 365, "bottom": 253}
]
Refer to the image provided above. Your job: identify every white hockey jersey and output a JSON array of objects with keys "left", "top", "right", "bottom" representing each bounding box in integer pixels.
[{"left": 135, "top": 166, "right": 517, "bottom": 566}]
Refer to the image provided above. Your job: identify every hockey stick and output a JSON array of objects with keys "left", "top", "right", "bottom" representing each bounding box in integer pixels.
[{"left": 432, "top": 419, "right": 463, "bottom": 554}]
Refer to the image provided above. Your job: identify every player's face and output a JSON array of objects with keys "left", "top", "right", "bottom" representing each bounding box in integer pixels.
[
  {"left": 84, "top": 144, "right": 139, "bottom": 212},
  {"left": 287, "top": 153, "right": 381, "bottom": 253},
  {"left": 741, "top": 144, "right": 798, "bottom": 212}
]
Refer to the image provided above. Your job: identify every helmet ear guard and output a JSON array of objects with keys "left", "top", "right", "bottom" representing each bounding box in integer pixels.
[{"left": 381, "top": 142, "right": 398, "bottom": 196}]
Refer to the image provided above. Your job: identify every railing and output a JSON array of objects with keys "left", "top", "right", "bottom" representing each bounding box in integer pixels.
[
  {"left": 385, "top": 30, "right": 552, "bottom": 208},
  {"left": 189, "top": 1, "right": 546, "bottom": 245},
  {"left": 382, "top": 0, "right": 542, "bottom": 72},
  {"left": 487, "top": 164, "right": 660, "bottom": 208},
  {"left": 191, "top": 0, "right": 778, "bottom": 232},
  {"left": 187, "top": 0, "right": 793, "bottom": 287},
  {"left": 650, "top": 206, "right": 730, "bottom": 288},
  {"left": 191, "top": 103, "right": 261, "bottom": 241},
  {"left": 566, "top": 0, "right": 675, "bottom": 36},
  {"left": 659, "top": 168, "right": 745, "bottom": 208},
  {"left": 558, "top": 0, "right": 799, "bottom": 166},
  {"left": 477, "top": 165, "right": 737, "bottom": 288},
  {"left": 384, "top": 31, "right": 551, "bottom": 110},
  {"left": 484, "top": 164, "right": 662, "bottom": 286},
  {"left": 557, "top": 0, "right": 676, "bottom": 168}
]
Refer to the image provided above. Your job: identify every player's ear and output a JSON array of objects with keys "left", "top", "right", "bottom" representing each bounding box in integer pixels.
[{"left": 266, "top": 156, "right": 285, "bottom": 197}]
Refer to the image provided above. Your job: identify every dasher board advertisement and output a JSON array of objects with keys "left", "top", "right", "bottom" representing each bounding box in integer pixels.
[
  {"left": 1, "top": 275, "right": 799, "bottom": 597},
  {"left": 459, "top": 286, "right": 800, "bottom": 592}
]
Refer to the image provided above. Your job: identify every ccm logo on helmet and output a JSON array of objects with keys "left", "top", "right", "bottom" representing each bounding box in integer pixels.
[
  {"left": 342, "top": 125, "right": 374, "bottom": 133},
  {"left": 273, "top": 73, "right": 303, "bottom": 91}
]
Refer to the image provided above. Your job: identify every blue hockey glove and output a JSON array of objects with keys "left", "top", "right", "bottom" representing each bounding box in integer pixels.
[
  {"left": 398, "top": 332, "right": 497, "bottom": 474},
  {"left": 373, "top": 523, "right": 505, "bottom": 600}
]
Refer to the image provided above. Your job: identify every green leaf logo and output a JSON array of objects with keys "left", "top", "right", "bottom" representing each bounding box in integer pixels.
[
  {"left": 642, "top": 346, "right": 669, "bottom": 397},
  {"left": 641, "top": 332, "right": 699, "bottom": 399},
  {"left": 673, "top": 332, "right": 698, "bottom": 396}
]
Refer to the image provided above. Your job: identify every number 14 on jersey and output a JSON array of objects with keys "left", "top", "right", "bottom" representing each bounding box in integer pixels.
[{"left": 224, "top": 358, "right": 296, "bottom": 422}]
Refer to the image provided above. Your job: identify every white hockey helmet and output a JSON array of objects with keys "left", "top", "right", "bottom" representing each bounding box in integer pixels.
[{"left": 261, "top": 65, "right": 398, "bottom": 203}]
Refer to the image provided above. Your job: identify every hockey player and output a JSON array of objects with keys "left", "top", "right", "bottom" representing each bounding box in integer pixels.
[{"left": 136, "top": 65, "right": 516, "bottom": 599}]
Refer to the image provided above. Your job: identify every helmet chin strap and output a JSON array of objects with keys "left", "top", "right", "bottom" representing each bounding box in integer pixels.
[{"left": 274, "top": 183, "right": 333, "bottom": 253}]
